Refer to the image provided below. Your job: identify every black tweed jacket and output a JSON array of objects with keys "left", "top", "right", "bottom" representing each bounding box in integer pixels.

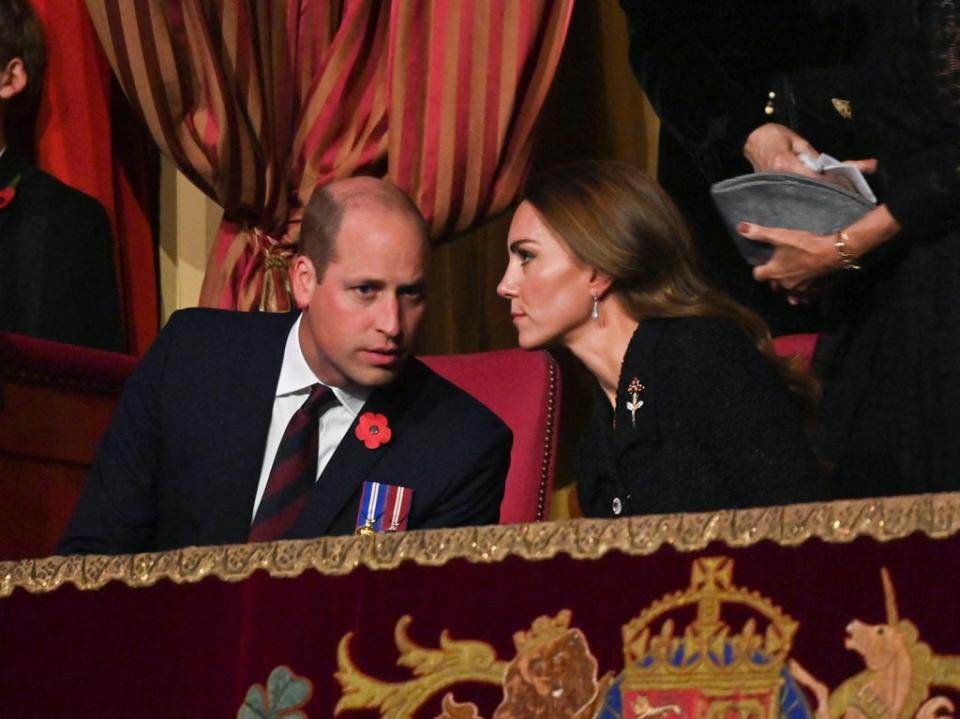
[{"left": 576, "top": 316, "right": 828, "bottom": 518}]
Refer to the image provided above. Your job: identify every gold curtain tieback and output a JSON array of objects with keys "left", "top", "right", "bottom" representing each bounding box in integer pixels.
[{"left": 250, "top": 226, "right": 295, "bottom": 312}]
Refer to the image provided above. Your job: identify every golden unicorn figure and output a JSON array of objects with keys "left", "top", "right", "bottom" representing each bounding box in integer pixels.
[{"left": 790, "top": 569, "right": 960, "bottom": 719}]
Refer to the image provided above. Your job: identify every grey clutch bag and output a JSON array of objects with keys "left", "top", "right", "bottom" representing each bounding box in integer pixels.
[{"left": 710, "top": 172, "right": 875, "bottom": 265}]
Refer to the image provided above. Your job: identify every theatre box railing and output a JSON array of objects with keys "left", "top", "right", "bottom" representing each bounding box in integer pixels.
[{"left": 3, "top": 493, "right": 960, "bottom": 719}]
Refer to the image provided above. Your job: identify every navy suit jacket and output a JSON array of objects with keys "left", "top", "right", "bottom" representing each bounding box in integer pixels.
[
  {"left": 58, "top": 308, "right": 512, "bottom": 554},
  {"left": 0, "top": 152, "right": 124, "bottom": 352}
]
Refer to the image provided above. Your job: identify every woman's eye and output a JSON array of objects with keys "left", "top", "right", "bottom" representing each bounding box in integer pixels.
[{"left": 519, "top": 250, "right": 534, "bottom": 266}]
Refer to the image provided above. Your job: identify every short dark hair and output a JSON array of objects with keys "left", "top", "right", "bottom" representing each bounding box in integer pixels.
[
  {"left": 298, "top": 178, "right": 427, "bottom": 281},
  {"left": 0, "top": 0, "right": 45, "bottom": 101},
  {"left": 298, "top": 185, "right": 344, "bottom": 282}
]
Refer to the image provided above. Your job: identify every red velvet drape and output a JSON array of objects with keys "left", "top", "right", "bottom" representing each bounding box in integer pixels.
[
  {"left": 3, "top": 526, "right": 960, "bottom": 717},
  {"left": 32, "top": 0, "right": 158, "bottom": 355}
]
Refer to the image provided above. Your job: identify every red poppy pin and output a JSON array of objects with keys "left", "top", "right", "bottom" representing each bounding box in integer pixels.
[
  {"left": 355, "top": 412, "right": 392, "bottom": 449},
  {"left": 0, "top": 174, "right": 21, "bottom": 210},
  {"left": 0, "top": 185, "right": 16, "bottom": 210}
]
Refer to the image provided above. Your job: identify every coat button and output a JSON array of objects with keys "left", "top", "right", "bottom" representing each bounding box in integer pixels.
[{"left": 612, "top": 497, "right": 622, "bottom": 516}]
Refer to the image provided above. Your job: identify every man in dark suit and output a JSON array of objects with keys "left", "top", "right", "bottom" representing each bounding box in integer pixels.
[
  {"left": 58, "top": 177, "right": 512, "bottom": 554},
  {"left": 0, "top": 0, "right": 123, "bottom": 351}
]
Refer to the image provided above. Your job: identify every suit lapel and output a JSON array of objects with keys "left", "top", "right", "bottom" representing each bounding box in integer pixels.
[
  {"left": 287, "top": 359, "right": 428, "bottom": 538},
  {"left": 0, "top": 155, "right": 18, "bottom": 324},
  {"left": 209, "top": 311, "right": 296, "bottom": 542},
  {"left": 0, "top": 151, "right": 23, "bottom": 186},
  {"left": 1, "top": 158, "right": 48, "bottom": 334}
]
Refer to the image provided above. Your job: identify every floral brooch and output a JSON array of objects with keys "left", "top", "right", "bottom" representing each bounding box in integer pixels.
[
  {"left": 355, "top": 412, "right": 392, "bottom": 449},
  {"left": 626, "top": 377, "right": 645, "bottom": 429}
]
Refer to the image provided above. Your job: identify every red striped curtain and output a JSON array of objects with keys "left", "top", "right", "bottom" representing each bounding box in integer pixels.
[{"left": 84, "top": 0, "right": 573, "bottom": 312}]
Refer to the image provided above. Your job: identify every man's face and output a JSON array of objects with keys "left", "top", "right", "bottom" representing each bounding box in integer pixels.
[{"left": 295, "top": 202, "right": 428, "bottom": 389}]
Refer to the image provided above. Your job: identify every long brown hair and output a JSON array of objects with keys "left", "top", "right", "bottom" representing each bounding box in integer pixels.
[{"left": 523, "top": 160, "right": 818, "bottom": 410}]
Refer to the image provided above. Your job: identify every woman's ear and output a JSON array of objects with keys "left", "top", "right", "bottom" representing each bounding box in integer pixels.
[
  {"left": 589, "top": 271, "right": 613, "bottom": 299},
  {"left": 290, "top": 255, "right": 318, "bottom": 310}
]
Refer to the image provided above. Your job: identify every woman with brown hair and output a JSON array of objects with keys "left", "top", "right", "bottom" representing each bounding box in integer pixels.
[{"left": 498, "top": 160, "right": 828, "bottom": 518}]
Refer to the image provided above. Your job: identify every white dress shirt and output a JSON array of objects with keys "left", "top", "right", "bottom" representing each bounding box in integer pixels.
[{"left": 250, "top": 314, "right": 369, "bottom": 520}]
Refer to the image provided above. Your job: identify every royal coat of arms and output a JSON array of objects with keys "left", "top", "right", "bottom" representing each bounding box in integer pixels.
[{"left": 239, "top": 556, "right": 960, "bottom": 719}]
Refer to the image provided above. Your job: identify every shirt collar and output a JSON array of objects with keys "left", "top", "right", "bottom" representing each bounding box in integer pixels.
[{"left": 277, "top": 313, "right": 369, "bottom": 416}]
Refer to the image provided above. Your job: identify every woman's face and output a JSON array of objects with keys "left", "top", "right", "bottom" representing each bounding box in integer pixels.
[{"left": 497, "top": 201, "right": 596, "bottom": 349}]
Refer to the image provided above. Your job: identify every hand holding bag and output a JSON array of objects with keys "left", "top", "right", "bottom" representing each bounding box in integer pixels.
[{"left": 710, "top": 171, "right": 875, "bottom": 265}]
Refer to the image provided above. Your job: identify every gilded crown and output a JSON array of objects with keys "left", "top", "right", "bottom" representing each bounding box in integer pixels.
[{"left": 622, "top": 557, "right": 797, "bottom": 692}]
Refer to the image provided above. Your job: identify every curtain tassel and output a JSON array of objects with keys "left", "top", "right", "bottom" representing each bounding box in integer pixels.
[{"left": 253, "top": 227, "right": 294, "bottom": 313}]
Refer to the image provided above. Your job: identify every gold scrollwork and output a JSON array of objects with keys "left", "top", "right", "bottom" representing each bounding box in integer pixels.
[
  {"left": 334, "top": 615, "right": 506, "bottom": 718},
  {"left": 334, "top": 609, "right": 608, "bottom": 719},
  {"left": 3, "top": 492, "right": 960, "bottom": 597}
]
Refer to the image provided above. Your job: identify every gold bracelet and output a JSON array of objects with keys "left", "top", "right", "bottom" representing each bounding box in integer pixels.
[{"left": 835, "top": 229, "right": 862, "bottom": 271}]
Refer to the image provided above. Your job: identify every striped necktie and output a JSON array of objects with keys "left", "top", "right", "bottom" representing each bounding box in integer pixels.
[{"left": 249, "top": 384, "right": 334, "bottom": 542}]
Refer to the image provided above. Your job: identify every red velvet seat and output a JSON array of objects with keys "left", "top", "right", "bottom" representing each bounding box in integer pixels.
[
  {"left": 0, "top": 333, "right": 136, "bottom": 559},
  {"left": 772, "top": 333, "right": 818, "bottom": 370},
  {"left": 422, "top": 349, "right": 561, "bottom": 524}
]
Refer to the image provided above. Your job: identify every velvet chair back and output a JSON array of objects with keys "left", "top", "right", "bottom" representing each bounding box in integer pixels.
[
  {"left": 0, "top": 333, "right": 136, "bottom": 559},
  {"left": 771, "top": 333, "right": 818, "bottom": 370},
  {"left": 422, "top": 349, "right": 561, "bottom": 524}
]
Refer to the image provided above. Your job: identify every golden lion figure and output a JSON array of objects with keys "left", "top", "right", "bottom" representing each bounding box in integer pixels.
[
  {"left": 631, "top": 695, "right": 683, "bottom": 719},
  {"left": 492, "top": 610, "right": 613, "bottom": 719}
]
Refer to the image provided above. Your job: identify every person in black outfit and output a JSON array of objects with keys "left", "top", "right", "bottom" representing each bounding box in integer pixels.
[
  {"left": 737, "top": 0, "right": 960, "bottom": 498},
  {"left": 0, "top": 0, "right": 123, "bottom": 352},
  {"left": 619, "top": 0, "right": 863, "bottom": 335},
  {"left": 498, "top": 160, "right": 828, "bottom": 517}
]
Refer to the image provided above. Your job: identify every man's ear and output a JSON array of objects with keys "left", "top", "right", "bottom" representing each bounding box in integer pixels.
[
  {"left": 589, "top": 271, "right": 613, "bottom": 299},
  {"left": 290, "top": 255, "right": 318, "bottom": 310},
  {"left": 0, "top": 58, "right": 28, "bottom": 101}
]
